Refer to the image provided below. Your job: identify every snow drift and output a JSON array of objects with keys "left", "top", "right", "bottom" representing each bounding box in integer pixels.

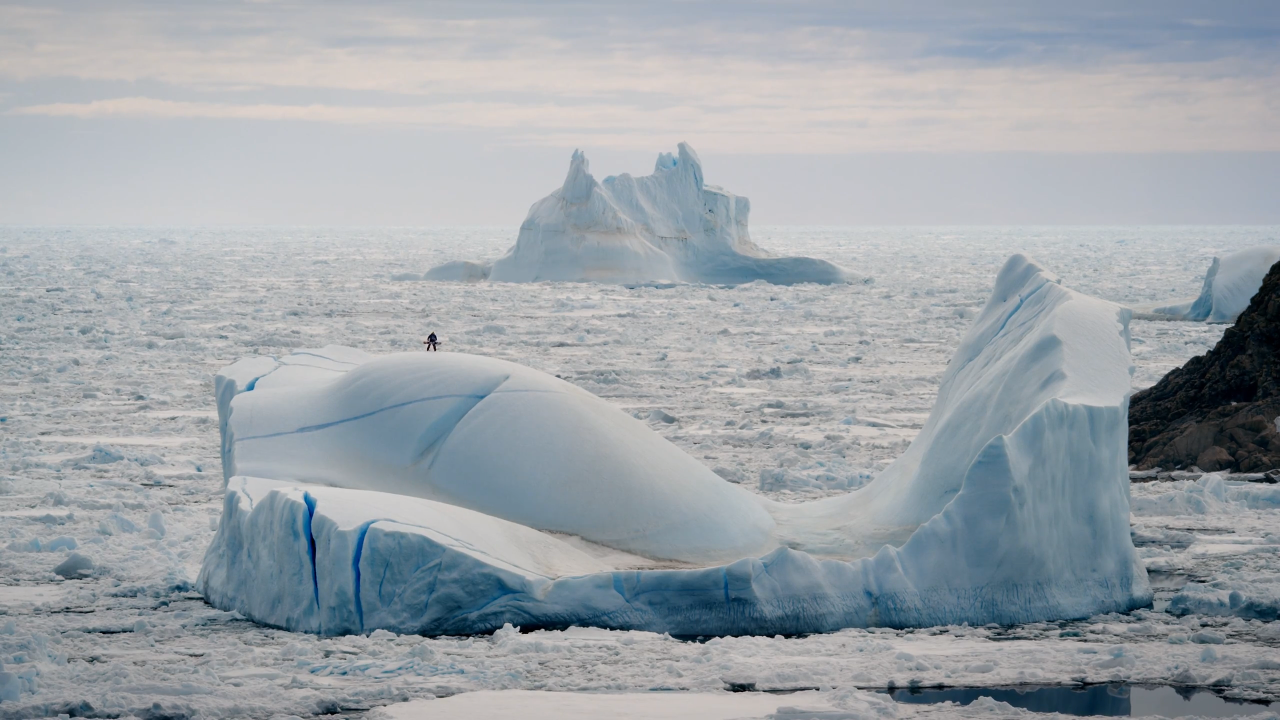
[
  {"left": 1152, "top": 246, "right": 1280, "bottom": 323},
  {"left": 199, "top": 255, "right": 1149, "bottom": 636},
  {"left": 426, "top": 143, "right": 849, "bottom": 286}
]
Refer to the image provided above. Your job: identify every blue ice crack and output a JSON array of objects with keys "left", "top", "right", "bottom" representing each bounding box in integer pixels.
[
  {"left": 351, "top": 519, "right": 376, "bottom": 633},
  {"left": 302, "top": 491, "right": 320, "bottom": 609},
  {"left": 242, "top": 358, "right": 281, "bottom": 392},
  {"left": 237, "top": 388, "right": 562, "bottom": 443}
]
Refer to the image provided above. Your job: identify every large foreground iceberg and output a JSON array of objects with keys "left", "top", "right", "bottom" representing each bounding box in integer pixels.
[
  {"left": 199, "top": 255, "right": 1149, "bottom": 636},
  {"left": 1151, "top": 246, "right": 1280, "bottom": 323},
  {"left": 425, "top": 143, "right": 849, "bottom": 286}
]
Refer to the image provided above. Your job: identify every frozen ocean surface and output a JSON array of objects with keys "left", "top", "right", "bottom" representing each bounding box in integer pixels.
[{"left": 1, "top": 226, "right": 1279, "bottom": 718}]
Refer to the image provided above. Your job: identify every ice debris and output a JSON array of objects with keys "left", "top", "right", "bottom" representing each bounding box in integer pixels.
[
  {"left": 54, "top": 553, "right": 95, "bottom": 579},
  {"left": 0, "top": 671, "right": 18, "bottom": 702}
]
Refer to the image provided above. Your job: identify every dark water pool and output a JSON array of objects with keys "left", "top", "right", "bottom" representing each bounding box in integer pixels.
[{"left": 886, "top": 684, "right": 1272, "bottom": 717}]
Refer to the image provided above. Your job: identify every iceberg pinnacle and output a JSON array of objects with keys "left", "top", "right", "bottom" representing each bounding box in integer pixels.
[{"left": 428, "top": 142, "right": 850, "bottom": 286}]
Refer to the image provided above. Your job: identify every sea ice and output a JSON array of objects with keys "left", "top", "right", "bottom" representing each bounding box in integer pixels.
[
  {"left": 1132, "top": 474, "right": 1280, "bottom": 622},
  {"left": 373, "top": 688, "right": 896, "bottom": 720},
  {"left": 1151, "top": 246, "right": 1280, "bottom": 323},
  {"left": 427, "top": 143, "right": 850, "bottom": 286},
  {"left": 8, "top": 226, "right": 1280, "bottom": 714},
  {"left": 199, "top": 254, "right": 1150, "bottom": 636}
]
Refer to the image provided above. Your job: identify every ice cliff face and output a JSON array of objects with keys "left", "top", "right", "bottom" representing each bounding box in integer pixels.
[
  {"left": 431, "top": 143, "right": 849, "bottom": 286},
  {"left": 1153, "top": 247, "right": 1280, "bottom": 323},
  {"left": 199, "top": 255, "right": 1149, "bottom": 636}
]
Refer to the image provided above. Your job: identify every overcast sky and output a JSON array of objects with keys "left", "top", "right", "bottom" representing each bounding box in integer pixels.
[{"left": 2, "top": 0, "right": 1278, "bottom": 225}]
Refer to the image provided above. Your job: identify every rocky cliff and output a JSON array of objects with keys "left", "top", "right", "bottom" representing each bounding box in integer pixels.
[{"left": 1130, "top": 259, "right": 1280, "bottom": 472}]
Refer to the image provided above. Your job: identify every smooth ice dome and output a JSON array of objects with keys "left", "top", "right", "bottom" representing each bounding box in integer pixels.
[
  {"left": 1152, "top": 246, "right": 1280, "bottom": 323},
  {"left": 199, "top": 255, "right": 1149, "bottom": 636},
  {"left": 212, "top": 347, "right": 775, "bottom": 564},
  {"left": 426, "top": 143, "right": 850, "bottom": 286}
]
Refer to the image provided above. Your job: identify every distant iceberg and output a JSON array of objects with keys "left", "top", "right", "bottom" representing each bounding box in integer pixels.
[
  {"left": 1150, "top": 246, "right": 1280, "bottom": 323},
  {"left": 426, "top": 143, "right": 850, "bottom": 286},
  {"left": 199, "top": 255, "right": 1149, "bottom": 636}
]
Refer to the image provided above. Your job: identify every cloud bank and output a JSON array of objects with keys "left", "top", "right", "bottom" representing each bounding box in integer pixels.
[{"left": 2, "top": 1, "right": 1278, "bottom": 153}]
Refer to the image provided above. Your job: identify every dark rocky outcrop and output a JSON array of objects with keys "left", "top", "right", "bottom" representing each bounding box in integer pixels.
[{"left": 1129, "top": 260, "right": 1280, "bottom": 472}]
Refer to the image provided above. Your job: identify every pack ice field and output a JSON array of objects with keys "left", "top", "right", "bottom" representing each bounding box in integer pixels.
[{"left": 2, "top": 226, "right": 1280, "bottom": 718}]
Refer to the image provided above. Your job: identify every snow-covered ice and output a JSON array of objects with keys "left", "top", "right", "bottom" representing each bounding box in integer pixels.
[
  {"left": 1132, "top": 474, "right": 1280, "bottom": 623},
  {"left": 200, "top": 254, "right": 1147, "bottom": 637},
  {"left": 429, "top": 144, "right": 851, "bottom": 286},
  {"left": 374, "top": 688, "right": 900, "bottom": 720},
  {"left": 3, "top": 226, "right": 1280, "bottom": 717},
  {"left": 377, "top": 686, "right": 1276, "bottom": 719},
  {"left": 1150, "top": 246, "right": 1280, "bottom": 323},
  {"left": 213, "top": 349, "right": 775, "bottom": 564}
]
